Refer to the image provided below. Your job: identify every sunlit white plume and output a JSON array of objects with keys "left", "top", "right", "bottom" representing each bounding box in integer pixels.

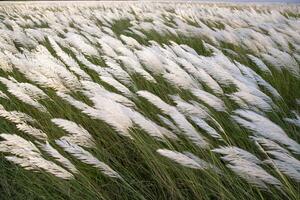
[
  {"left": 0, "top": 133, "right": 73, "bottom": 179},
  {"left": 157, "top": 149, "right": 212, "bottom": 170},
  {"left": 0, "top": 77, "right": 48, "bottom": 112},
  {"left": 137, "top": 90, "right": 208, "bottom": 147},
  {"left": 56, "top": 139, "right": 122, "bottom": 179},
  {"left": 213, "top": 146, "right": 282, "bottom": 189},
  {"left": 0, "top": 105, "right": 36, "bottom": 124},
  {"left": 0, "top": 1, "right": 299, "bottom": 194},
  {"left": 38, "top": 141, "right": 78, "bottom": 174},
  {"left": 232, "top": 109, "right": 300, "bottom": 154},
  {"left": 52, "top": 118, "right": 95, "bottom": 148},
  {"left": 252, "top": 137, "right": 300, "bottom": 183}
]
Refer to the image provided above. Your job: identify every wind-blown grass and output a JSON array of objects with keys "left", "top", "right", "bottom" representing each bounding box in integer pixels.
[{"left": 0, "top": 1, "right": 299, "bottom": 200}]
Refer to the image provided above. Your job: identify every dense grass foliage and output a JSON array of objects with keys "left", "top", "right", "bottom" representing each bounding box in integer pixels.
[{"left": 0, "top": 1, "right": 299, "bottom": 200}]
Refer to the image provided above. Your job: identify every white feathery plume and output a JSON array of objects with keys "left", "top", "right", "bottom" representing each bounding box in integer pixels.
[
  {"left": 231, "top": 91, "right": 273, "bottom": 112},
  {"left": 172, "top": 96, "right": 210, "bottom": 119},
  {"left": 137, "top": 90, "right": 208, "bottom": 147},
  {"left": 0, "top": 90, "right": 9, "bottom": 99},
  {"left": 99, "top": 35, "right": 124, "bottom": 50},
  {"left": 18, "top": 82, "right": 48, "bottom": 100},
  {"left": 6, "top": 155, "right": 74, "bottom": 180},
  {"left": 191, "top": 89, "right": 226, "bottom": 112},
  {"left": 0, "top": 51, "right": 13, "bottom": 72},
  {"left": 69, "top": 66, "right": 92, "bottom": 81},
  {"left": 51, "top": 118, "right": 95, "bottom": 148},
  {"left": 124, "top": 107, "right": 165, "bottom": 140},
  {"left": 38, "top": 141, "right": 78, "bottom": 174},
  {"left": 232, "top": 109, "right": 300, "bottom": 154},
  {"left": 171, "top": 95, "right": 223, "bottom": 139},
  {"left": 190, "top": 116, "right": 223, "bottom": 140},
  {"left": 212, "top": 146, "right": 261, "bottom": 164},
  {"left": 83, "top": 102, "right": 133, "bottom": 139},
  {"left": 227, "top": 159, "right": 282, "bottom": 189},
  {"left": 11, "top": 45, "right": 81, "bottom": 91},
  {"left": 120, "top": 35, "right": 141, "bottom": 49},
  {"left": 47, "top": 36, "right": 80, "bottom": 69},
  {"left": 16, "top": 123, "right": 48, "bottom": 141},
  {"left": 226, "top": 94, "right": 249, "bottom": 110},
  {"left": 115, "top": 46, "right": 137, "bottom": 59},
  {"left": 294, "top": 53, "right": 300, "bottom": 64},
  {"left": 213, "top": 146, "right": 282, "bottom": 189},
  {"left": 284, "top": 112, "right": 300, "bottom": 129},
  {"left": 81, "top": 80, "right": 135, "bottom": 108},
  {"left": 0, "top": 77, "right": 47, "bottom": 112},
  {"left": 24, "top": 28, "right": 46, "bottom": 43},
  {"left": 100, "top": 76, "right": 133, "bottom": 98},
  {"left": 57, "top": 90, "right": 133, "bottom": 139},
  {"left": 56, "top": 139, "right": 122, "bottom": 179},
  {"left": 251, "top": 137, "right": 290, "bottom": 155},
  {"left": 183, "top": 151, "right": 221, "bottom": 173},
  {"left": 179, "top": 51, "right": 237, "bottom": 89},
  {"left": 234, "top": 61, "right": 278, "bottom": 103},
  {"left": 123, "top": 107, "right": 177, "bottom": 140},
  {"left": 9, "top": 89, "right": 47, "bottom": 112},
  {"left": 129, "top": 28, "right": 147, "bottom": 39},
  {"left": 172, "top": 96, "right": 225, "bottom": 133},
  {"left": 252, "top": 73, "right": 281, "bottom": 100},
  {"left": 175, "top": 57, "right": 223, "bottom": 95},
  {"left": 265, "top": 48, "right": 299, "bottom": 77},
  {"left": 156, "top": 125, "right": 178, "bottom": 140},
  {"left": 0, "top": 133, "right": 73, "bottom": 179},
  {"left": 81, "top": 78, "right": 135, "bottom": 109},
  {"left": 65, "top": 32, "right": 99, "bottom": 57},
  {"left": 247, "top": 54, "right": 272, "bottom": 75},
  {"left": 49, "top": 40, "right": 91, "bottom": 81},
  {"left": 136, "top": 48, "right": 166, "bottom": 75},
  {"left": 0, "top": 105, "right": 36, "bottom": 124},
  {"left": 56, "top": 91, "right": 90, "bottom": 110},
  {"left": 0, "top": 133, "right": 40, "bottom": 157},
  {"left": 118, "top": 56, "right": 156, "bottom": 83},
  {"left": 180, "top": 44, "right": 198, "bottom": 56},
  {"left": 252, "top": 137, "right": 300, "bottom": 182},
  {"left": 157, "top": 149, "right": 206, "bottom": 169},
  {"left": 268, "top": 29, "right": 290, "bottom": 52},
  {"left": 98, "top": 39, "right": 118, "bottom": 58},
  {"left": 137, "top": 90, "right": 173, "bottom": 113},
  {"left": 264, "top": 151, "right": 300, "bottom": 183},
  {"left": 162, "top": 58, "right": 198, "bottom": 90},
  {"left": 104, "top": 58, "right": 133, "bottom": 87},
  {"left": 157, "top": 114, "right": 180, "bottom": 134},
  {"left": 75, "top": 52, "right": 109, "bottom": 77}
]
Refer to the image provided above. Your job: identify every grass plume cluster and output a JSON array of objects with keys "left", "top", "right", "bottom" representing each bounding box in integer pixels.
[{"left": 0, "top": 1, "right": 299, "bottom": 200}]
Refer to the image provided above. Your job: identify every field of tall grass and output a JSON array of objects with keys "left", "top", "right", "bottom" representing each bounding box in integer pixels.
[{"left": 0, "top": 1, "right": 299, "bottom": 199}]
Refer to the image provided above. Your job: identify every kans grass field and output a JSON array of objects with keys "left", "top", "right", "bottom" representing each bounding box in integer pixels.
[{"left": 0, "top": 1, "right": 299, "bottom": 199}]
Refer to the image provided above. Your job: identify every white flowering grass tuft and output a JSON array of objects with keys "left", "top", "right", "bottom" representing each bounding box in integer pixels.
[
  {"left": 51, "top": 118, "right": 95, "bottom": 148},
  {"left": 0, "top": 133, "right": 74, "bottom": 179},
  {"left": 0, "top": 1, "right": 299, "bottom": 199},
  {"left": 56, "top": 139, "right": 122, "bottom": 179}
]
